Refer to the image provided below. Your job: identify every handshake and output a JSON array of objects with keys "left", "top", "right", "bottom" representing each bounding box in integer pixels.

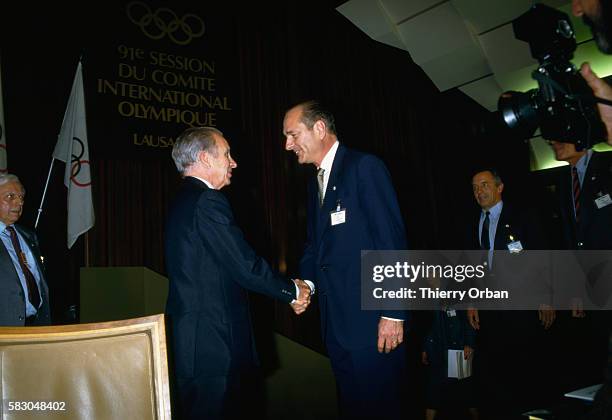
[{"left": 290, "top": 279, "right": 314, "bottom": 315}]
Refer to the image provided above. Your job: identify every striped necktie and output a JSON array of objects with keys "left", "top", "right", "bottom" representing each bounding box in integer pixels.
[
  {"left": 6, "top": 226, "right": 41, "bottom": 308},
  {"left": 572, "top": 166, "right": 581, "bottom": 223},
  {"left": 317, "top": 168, "right": 325, "bottom": 207}
]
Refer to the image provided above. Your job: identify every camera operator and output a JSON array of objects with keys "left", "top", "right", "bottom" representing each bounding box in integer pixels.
[
  {"left": 547, "top": 138, "right": 612, "bottom": 417},
  {"left": 572, "top": 0, "right": 612, "bottom": 54},
  {"left": 572, "top": 0, "right": 612, "bottom": 143},
  {"left": 496, "top": 4, "right": 612, "bottom": 417},
  {"left": 571, "top": 3, "right": 612, "bottom": 419}
]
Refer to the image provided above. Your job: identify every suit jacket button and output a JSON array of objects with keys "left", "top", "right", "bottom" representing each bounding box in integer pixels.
[{"left": 320, "top": 265, "right": 328, "bottom": 271}]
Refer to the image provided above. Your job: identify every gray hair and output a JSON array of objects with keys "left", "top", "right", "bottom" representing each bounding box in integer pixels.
[
  {"left": 172, "top": 127, "right": 223, "bottom": 174},
  {"left": 0, "top": 174, "right": 22, "bottom": 186}
]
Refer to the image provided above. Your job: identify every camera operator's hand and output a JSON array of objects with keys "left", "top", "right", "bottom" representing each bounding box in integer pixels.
[{"left": 580, "top": 62, "right": 612, "bottom": 144}]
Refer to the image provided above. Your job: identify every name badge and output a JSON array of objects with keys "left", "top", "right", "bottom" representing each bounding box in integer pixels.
[
  {"left": 330, "top": 208, "right": 346, "bottom": 226},
  {"left": 507, "top": 240, "right": 523, "bottom": 253},
  {"left": 594, "top": 193, "right": 612, "bottom": 209},
  {"left": 446, "top": 309, "right": 457, "bottom": 317}
]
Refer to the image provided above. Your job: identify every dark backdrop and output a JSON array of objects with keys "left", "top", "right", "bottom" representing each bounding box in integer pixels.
[{"left": 0, "top": 0, "right": 538, "bottom": 353}]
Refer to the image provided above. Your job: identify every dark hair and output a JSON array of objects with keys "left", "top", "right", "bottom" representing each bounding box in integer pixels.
[
  {"left": 473, "top": 168, "right": 503, "bottom": 186},
  {"left": 296, "top": 100, "right": 337, "bottom": 135}
]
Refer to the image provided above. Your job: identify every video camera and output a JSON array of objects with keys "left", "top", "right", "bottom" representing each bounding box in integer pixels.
[{"left": 498, "top": 4, "right": 606, "bottom": 150}]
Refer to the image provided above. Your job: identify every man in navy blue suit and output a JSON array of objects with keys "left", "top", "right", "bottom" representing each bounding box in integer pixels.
[
  {"left": 548, "top": 140, "right": 612, "bottom": 391},
  {"left": 165, "top": 126, "right": 312, "bottom": 420},
  {"left": 467, "top": 169, "right": 554, "bottom": 416},
  {"left": 283, "top": 100, "right": 408, "bottom": 419}
]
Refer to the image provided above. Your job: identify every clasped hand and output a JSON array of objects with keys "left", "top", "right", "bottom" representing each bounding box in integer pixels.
[{"left": 291, "top": 279, "right": 312, "bottom": 315}]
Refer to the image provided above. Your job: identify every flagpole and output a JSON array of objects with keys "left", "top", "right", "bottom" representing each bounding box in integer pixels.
[
  {"left": 35, "top": 156, "right": 56, "bottom": 230},
  {"left": 84, "top": 231, "right": 90, "bottom": 267}
]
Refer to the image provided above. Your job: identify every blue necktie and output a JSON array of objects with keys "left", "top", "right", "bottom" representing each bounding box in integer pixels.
[{"left": 481, "top": 211, "right": 490, "bottom": 250}]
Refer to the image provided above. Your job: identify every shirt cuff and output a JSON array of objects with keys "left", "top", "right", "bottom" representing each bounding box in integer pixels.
[
  {"left": 381, "top": 316, "right": 404, "bottom": 321},
  {"left": 291, "top": 279, "right": 315, "bottom": 303}
]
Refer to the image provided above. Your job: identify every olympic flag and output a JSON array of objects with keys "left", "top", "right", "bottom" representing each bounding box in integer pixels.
[
  {"left": 53, "top": 61, "right": 94, "bottom": 248},
  {"left": 0, "top": 56, "right": 7, "bottom": 173}
]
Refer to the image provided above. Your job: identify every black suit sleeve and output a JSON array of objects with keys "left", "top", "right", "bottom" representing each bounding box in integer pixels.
[{"left": 196, "top": 190, "right": 297, "bottom": 303}]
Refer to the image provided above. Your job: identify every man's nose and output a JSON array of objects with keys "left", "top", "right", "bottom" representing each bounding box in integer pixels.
[{"left": 285, "top": 137, "right": 293, "bottom": 150}]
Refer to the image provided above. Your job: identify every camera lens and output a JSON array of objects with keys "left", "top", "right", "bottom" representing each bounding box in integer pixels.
[{"left": 498, "top": 90, "right": 540, "bottom": 138}]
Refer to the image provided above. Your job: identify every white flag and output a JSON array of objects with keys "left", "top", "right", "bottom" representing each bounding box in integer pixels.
[
  {"left": 0, "top": 55, "right": 7, "bottom": 173},
  {"left": 53, "top": 61, "right": 94, "bottom": 248}
]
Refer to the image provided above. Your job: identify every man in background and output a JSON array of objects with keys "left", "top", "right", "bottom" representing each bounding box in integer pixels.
[
  {"left": 548, "top": 140, "right": 612, "bottom": 392},
  {"left": 468, "top": 169, "right": 553, "bottom": 417},
  {"left": 0, "top": 174, "right": 50, "bottom": 326},
  {"left": 572, "top": 0, "right": 612, "bottom": 143}
]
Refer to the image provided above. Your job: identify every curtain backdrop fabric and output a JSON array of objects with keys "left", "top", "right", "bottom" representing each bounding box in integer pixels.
[{"left": 0, "top": 1, "right": 526, "bottom": 350}]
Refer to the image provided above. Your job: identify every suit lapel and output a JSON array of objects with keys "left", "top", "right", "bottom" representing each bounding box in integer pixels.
[
  {"left": 0, "top": 229, "right": 25, "bottom": 288},
  {"left": 494, "top": 205, "right": 513, "bottom": 250},
  {"left": 578, "top": 153, "right": 602, "bottom": 237},
  {"left": 557, "top": 167, "right": 579, "bottom": 242},
  {"left": 15, "top": 226, "right": 45, "bottom": 278},
  {"left": 472, "top": 212, "right": 481, "bottom": 249},
  {"left": 494, "top": 207, "right": 506, "bottom": 250}
]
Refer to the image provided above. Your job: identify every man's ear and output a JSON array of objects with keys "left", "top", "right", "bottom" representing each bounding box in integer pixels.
[
  {"left": 313, "top": 119, "right": 326, "bottom": 139},
  {"left": 198, "top": 150, "right": 210, "bottom": 167},
  {"left": 498, "top": 183, "right": 504, "bottom": 194}
]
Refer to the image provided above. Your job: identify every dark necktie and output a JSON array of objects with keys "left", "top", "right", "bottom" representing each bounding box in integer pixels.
[
  {"left": 572, "top": 166, "right": 581, "bottom": 223},
  {"left": 317, "top": 168, "right": 325, "bottom": 207},
  {"left": 6, "top": 226, "right": 41, "bottom": 309},
  {"left": 481, "top": 211, "right": 490, "bottom": 250}
]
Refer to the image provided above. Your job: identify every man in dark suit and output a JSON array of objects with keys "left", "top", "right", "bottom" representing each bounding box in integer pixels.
[
  {"left": 549, "top": 142, "right": 612, "bottom": 252},
  {"left": 283, "top": 100, "right": 408, "bottom": 419},
  {"left": 165, "top": 127, "right": 312, "bottom": 420},
  {"left": 468, "top": 169, "right": 554, "bottom": 327},
  {"left": 549, "top": 141, "right": 612, "bottom": 390},
  {"left": 563, "top": 3, "right": 612, "bottom": 412},
  {"left": 0, "top": 174, "right": 50, "bottom": 326},
  {"left": 467, "top": 169, "right": 554, "bottom": 417}
]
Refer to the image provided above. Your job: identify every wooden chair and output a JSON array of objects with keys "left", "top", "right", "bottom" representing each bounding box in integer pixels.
[{"left": 0, "top": 314, "right": 171, "bottom": 419}]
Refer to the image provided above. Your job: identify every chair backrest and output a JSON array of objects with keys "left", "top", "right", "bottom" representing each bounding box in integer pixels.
[{"left": 0, "top": 314, "right": 171, "bottom": 420}]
